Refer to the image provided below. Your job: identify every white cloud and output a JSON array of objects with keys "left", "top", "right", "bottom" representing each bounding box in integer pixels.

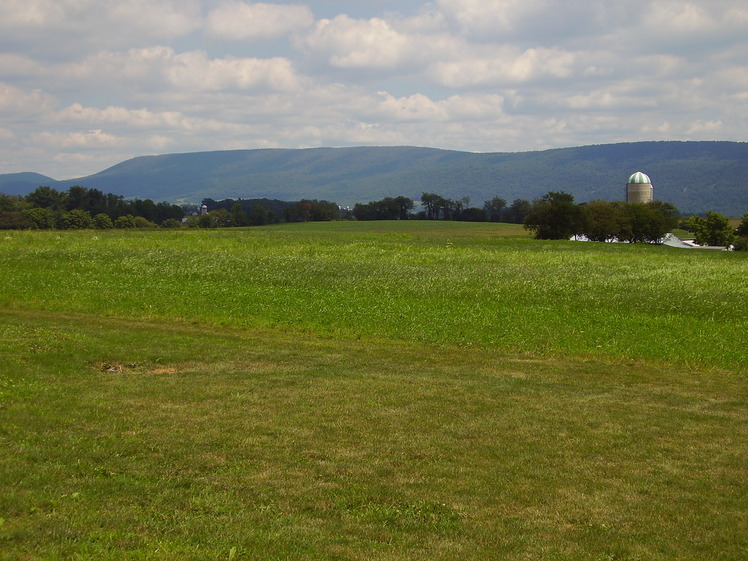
[
  {"left": 62, "top": 48, "right": 302, "bottom": 95},
  {"left": 1, "top": 0, "right": 747, "bottom": 179},
  {"left": 301, "top": 15, "right": 412, "bottom": 69},
  {"left": 0, "top": 0, "right": 201, "bottom": 58},
  {"left": 687, "top": 120, "right": 724, "bottom": 135},
  {"left": 437, "top": 0, "right": 546, "bottom": 35},
  {"left": 429, "top": 46, "right": 579, "bottom": 87},
  {"left": 206, "top": 1, "right": 314, "bottom": 41},
  {"left": 33, "top": 129, "right": 124, "bottom": 149},
  {"left": 0, "top": 82, "right": 57, "bottom": 117}
]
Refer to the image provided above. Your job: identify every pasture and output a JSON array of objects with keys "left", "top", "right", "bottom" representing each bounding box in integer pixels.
[{"left": 1, "top": 222, "right": 746, "bottom": 560}]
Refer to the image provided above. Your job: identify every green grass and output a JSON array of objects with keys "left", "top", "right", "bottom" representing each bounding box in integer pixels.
[
  {"left": 1, "top": 222, "right": 745, "bottom": 368},
  {"left": 1, "top": 222, "right": 747, "bottom": 560}
]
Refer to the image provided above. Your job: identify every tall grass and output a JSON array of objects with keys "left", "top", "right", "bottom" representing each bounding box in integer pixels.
[
  {"left": 1, "top": 223, "right": 745, "bottom": 370},
  {"left": 1, "top": 223, "right": 747, "bottom": 560}
]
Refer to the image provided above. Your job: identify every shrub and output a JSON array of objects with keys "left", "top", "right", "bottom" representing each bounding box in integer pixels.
[
  {"left": 732, "top": 237, "right": 748, "bottom": 251},
  {"left": 60, "top": 209, "right": 93, "bottom": 230},
  {"left": 115, "top": 215, "right": 136, "bottom": 228},
  {"left": 133, "top": 216, "right": 157, "bottom": 228},
  {"left": 93, "top": 213, "right": 114, "bottom": 229},
  {"left": 23, "top": 208, "right": 57, "bottom": 229},
  {"left": 160, "top": 218, "right": 182, "bottom": 228}
]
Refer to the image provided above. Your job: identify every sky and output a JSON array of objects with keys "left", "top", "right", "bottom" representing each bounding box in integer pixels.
[{"left": 1, "top": 0, "right": 747, "bottom": 179}]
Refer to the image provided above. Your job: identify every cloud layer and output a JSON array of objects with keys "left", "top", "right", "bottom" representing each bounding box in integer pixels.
[{"left": 1, "top": 0, "right": 746, "bottom": 178}]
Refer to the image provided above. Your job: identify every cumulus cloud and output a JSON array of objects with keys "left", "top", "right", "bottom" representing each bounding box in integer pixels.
[
  {"left": 0, "top": 0, "right": 201, "bottom": 58},
  {"left": 300, "top": 15, "right": 412, "bottom": 69},
  {"left": 206, "top": 1, "right": 314, "bottom": 41},
  {"left": 33, "top": 129, "right": 124, "bottom": 149},
  {"left": 0, "top": 82, "right": 57, "bottom": 118},
  {"left": 0, "top": 0, "right": 747, "bottom": 179},
  {"left": 61, "top": 47, "right": 302, "bottom": 95}
]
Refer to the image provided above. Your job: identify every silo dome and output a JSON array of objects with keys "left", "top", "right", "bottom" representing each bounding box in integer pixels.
[{"left": 628, "top": 171, "right": 651, "bottom": 184}]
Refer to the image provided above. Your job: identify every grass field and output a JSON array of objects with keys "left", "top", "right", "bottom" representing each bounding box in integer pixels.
[{"left": 1, "top": 222, "right": 746, "bottom": 560}]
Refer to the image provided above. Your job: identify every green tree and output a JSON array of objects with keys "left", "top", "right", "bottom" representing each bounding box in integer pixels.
[
  {"left": 524, "top": 191, "right": 586, "bottom": 240},
  {"left": 65, "top": 185, "right": 89, "bottom": 211},
  {"left": 115, "top": 214, "right": 137, "bottom": 229},
  {"left": 735, "top": 213, "right": 748, "bottom": 237},
  {"left": 420, "top": 192, "right": 447, "bottom": 220},
  {"left": 23, "top": 207, "right": 57, "bottom": 229},
  {"left": 249, "top": 205, "right": 269, "bottom": 226},
  {"left": 160, "top": 218, "right": 182, "bottom": 229},
  {"left": 231, "top": 204, "right": 249, "bottom": 226},
  {"left": 581, "top": 200, "right": 625, "bottom": 242},
  {"left": 26, "top": 186, "right": 66, "bottom": 211},
  {"left": 503, "top": 199, "right": 532, "bottom": 224},
  {"left": 694, "top": 212, "right": 734, "bottom": 247},
  {"left": 617, "top": 203, "right": 668, "bottom": 244},
  {"left": 679, "top": 215, "right": 702, "bottom": 234},
  {"left": 133, "top": 216, "right": 157, "bottom": 228},
  {"left": 93, "top": 213, "right": 114, "bottom": 229},
  {"left": 0, "top": 211, "right": 32, "bottom": 229},
  {"left": 483, "top": 196, "right": 506, "bottom": 222},
  {"left": 59, "top": 209, "right": 93, "bottom": 229}
]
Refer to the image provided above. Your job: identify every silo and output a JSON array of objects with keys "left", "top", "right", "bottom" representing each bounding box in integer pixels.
[{"left": 626, "top": 171, "right": 653, "bottom": 204}]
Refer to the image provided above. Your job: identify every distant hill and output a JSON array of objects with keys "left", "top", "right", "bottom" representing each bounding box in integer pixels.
[
  {"left": 2, "top": 142, "right": 747, "bottom": 215},
  {"left": 0, "top": 172, "right": 58, "bottom": 196}
]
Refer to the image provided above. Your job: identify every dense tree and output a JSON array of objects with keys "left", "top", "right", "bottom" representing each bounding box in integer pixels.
[
  {"left": 0, "top": 193, "right": 21, "bottom": 212},
  {"left": 735, "top": 213, "right": 748, "bottom": 237},
  {"left": 581, "top": 200, "right": 625, "bottom": 242},
  {"left": 23, "top": 207, "right": 57, "bottom": 229},
  {"left": 15, "top": 185, "right": 184, "bottom": 227},
  {"left": 616, "top": 203, "right": 671, "bottom": 244},
  {"left": 231, "top": 204, "right": 249, "bottom": 226},
  {"left": 502, "top": 199, "right": 532, "bottom": 224},
  {"left": 115, "top": 215, "right": 137, "bottom": 229},
  {"left": 455, "top": 207, "right": 486, "bottom": 222},
  {"left": 93, "top": 213, "right": 114, "bottom": 229},
  {"left": 0, "top": 211, "right": 32, "bottom": 229},
  {"left": 524, "top": 192, "right": 586, "bottom": 240},
  {"left": 160, "top": 218, "right": 182, "bottom": 229},
  {"left": 483, "top": 196, "right": 506, "bottom": 222},
  {"left": 693, "top": 212, "right": 734, "bottom": 247},
  {"left": 59, "top": 209, "right": 93, "bottom": 230},
  {"left": 285, "top": 200, "right": 340, "bottom": 222},
  {"left": 65, "top": 185, "right": 88, "bottom": 211},
  {"left": 420, "top": 192, "right": 444, "bottom": 220},
  {"left": 353, "top": 196, "right": 414, "bottom": 220},
  {"left": 26, "top": 186, "right": 66, "bottom": 211}
]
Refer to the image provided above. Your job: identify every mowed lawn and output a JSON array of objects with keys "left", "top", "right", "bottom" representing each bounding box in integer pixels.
[{"left": 1, "top": 222, "right": 746, "bottom": 560}]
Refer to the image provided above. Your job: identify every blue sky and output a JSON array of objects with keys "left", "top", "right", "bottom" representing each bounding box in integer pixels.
[{"left": 1, "top": 0, "right": 746, "bottom": 179}]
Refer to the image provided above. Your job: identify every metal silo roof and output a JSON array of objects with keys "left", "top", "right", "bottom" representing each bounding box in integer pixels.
[{"left": 628, "top": 171, "right": 651, "bottom": 184}]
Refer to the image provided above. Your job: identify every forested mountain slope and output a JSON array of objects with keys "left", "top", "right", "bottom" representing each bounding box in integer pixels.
[{"left": 2, "top": 142, "right": 746, "bottom": 215}]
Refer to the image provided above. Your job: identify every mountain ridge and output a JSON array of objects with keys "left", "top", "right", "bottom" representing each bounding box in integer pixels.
[{"left": 2, "top": 142, "right": 747, "bottom": 215}]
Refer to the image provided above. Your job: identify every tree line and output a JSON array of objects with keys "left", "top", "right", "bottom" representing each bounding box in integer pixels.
[
  {"left": 523, "top": 191, "right": 746, "bottom": 248},
  {"left": 189, "top": 198, "right": 341, "bottom": 228},
  {"left": 2, "top": 185, "right": 746, "bottom": 249},
  {"left": 0, "top": 186, "right": 184, "bottom": 229},
  {"left": 355, "top": 191, "right": 747, "bottom": 249},
  {"left": 0, "top": 187, "right": 343, "bottom": 230},
  {"left": 353, "top": 193, "right": 532, "bottom": 223}
]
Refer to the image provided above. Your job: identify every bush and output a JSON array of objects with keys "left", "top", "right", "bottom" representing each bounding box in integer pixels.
[
  {"left": 23, "top": 208, "right": 57, "bottom": 229},
  {"left": 93, "top": 214, "right": 114, "bottom": 229},
  {"left": 115, "top": 215, "right": 137, "bottom": 228},
  {"left": 133, "top": 216, "right": 157, "bottom": 228},
  {"left": 60, "top": 209, "right": 93, "bottom": 230},
  {"left": 732, "top": 237, "right": 748, "bottom": 251},
  {"left": 694, "top": 212, "right": 734, "bottom": 247},
  {"left": 160, "top": 218, "right": 182, "bottom": 228}
]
